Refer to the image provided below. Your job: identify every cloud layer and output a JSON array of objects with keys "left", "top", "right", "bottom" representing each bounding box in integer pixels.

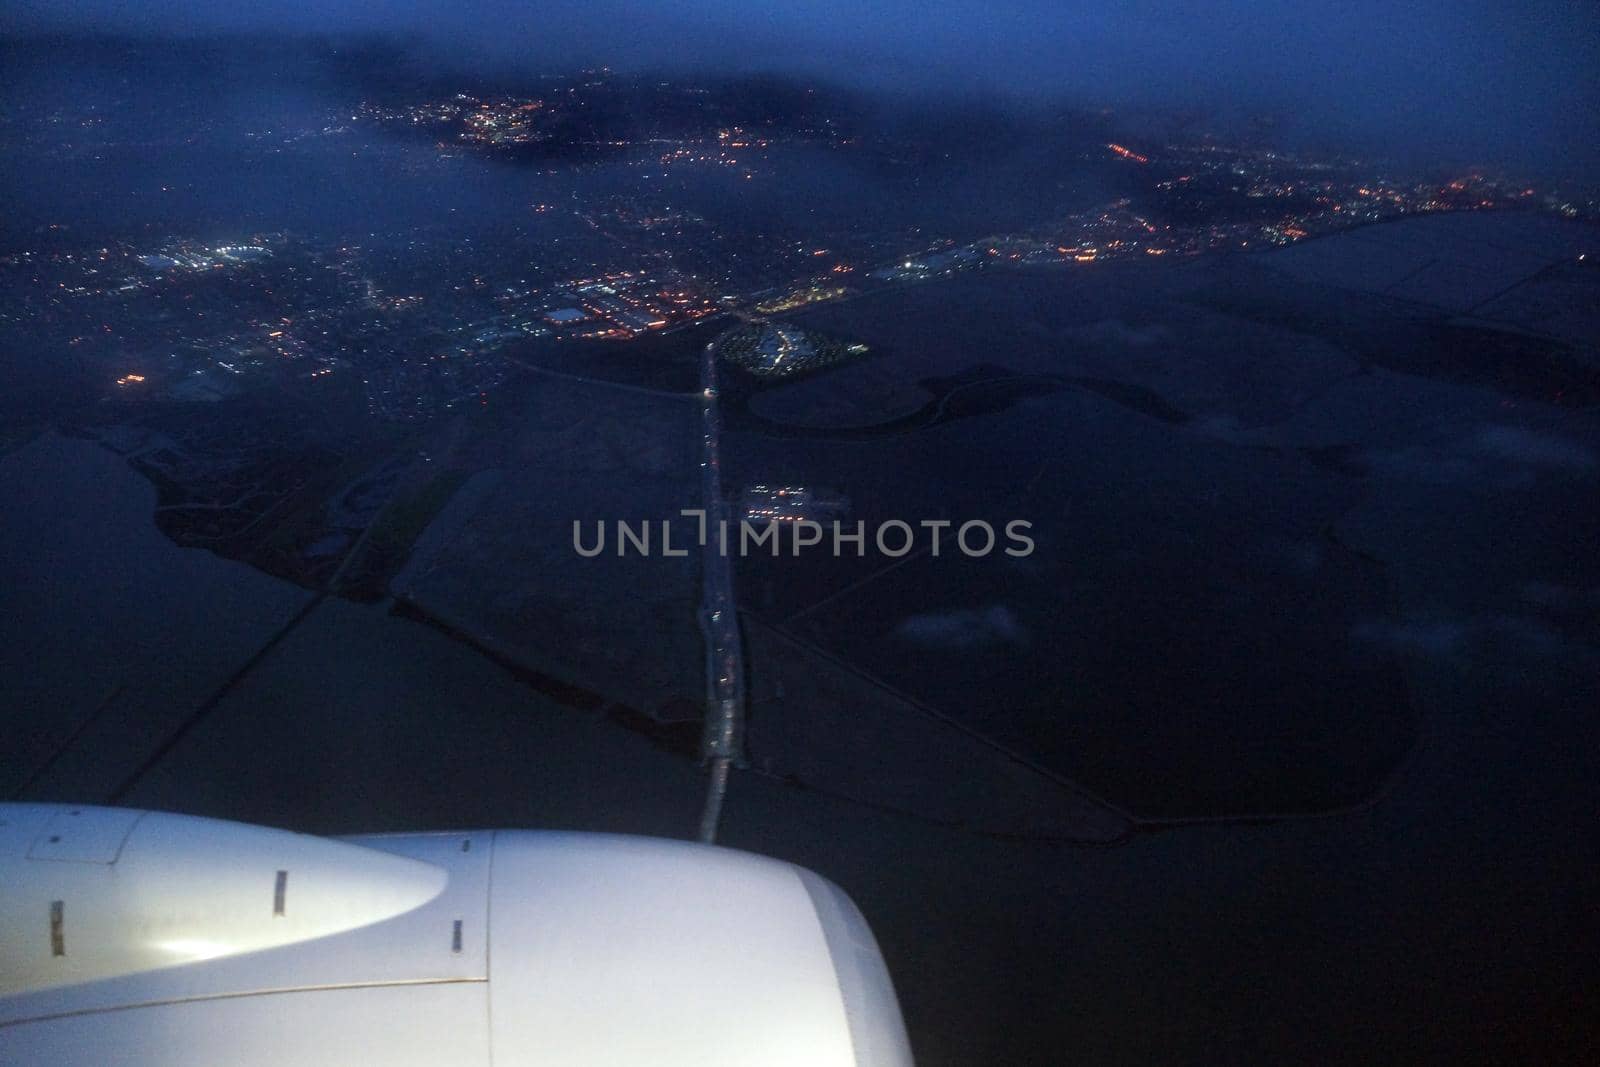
[{"left": 7, "top": 1, "right": 1598, "bottom": 177}]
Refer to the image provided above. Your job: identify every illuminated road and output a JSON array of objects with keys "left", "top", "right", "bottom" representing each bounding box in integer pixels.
[{"left": 695, "top": 334, "right": 746, "bottom": 842}]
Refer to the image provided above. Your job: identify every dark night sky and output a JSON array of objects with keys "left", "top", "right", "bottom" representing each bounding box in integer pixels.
[{"left": 6, "top": 1, "right": 1598, "bottom": 178}]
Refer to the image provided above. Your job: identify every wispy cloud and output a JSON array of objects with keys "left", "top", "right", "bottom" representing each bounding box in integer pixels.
[{"left": 894, "top": 605, "right": 1029, "bottom": 651}]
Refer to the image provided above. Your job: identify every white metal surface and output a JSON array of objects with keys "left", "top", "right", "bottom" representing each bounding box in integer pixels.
[
  {"left": 0, "top": 982, "right": 491, "bottom": 1067},
  {"left": 484, "top": 831, "right": 858, "bottom": 1067},
  {"left": 0, "top": 804, "right": 913, "bottom": 1066},
  {"left": 0, "top": 806, "right": 451, "bottom": 1001}
]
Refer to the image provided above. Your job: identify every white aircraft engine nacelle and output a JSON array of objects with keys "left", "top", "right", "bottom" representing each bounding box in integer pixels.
[{"left": 0, "top": 804, "right": 913, "bottom": 1067}]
